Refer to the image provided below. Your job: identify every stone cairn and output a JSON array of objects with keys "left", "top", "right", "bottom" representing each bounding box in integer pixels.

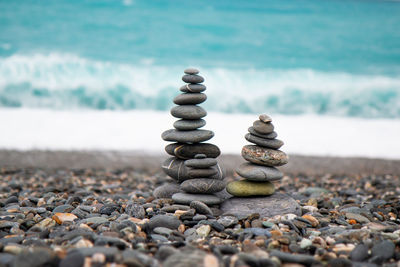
[
  {"left": 155, "top": 68, "right": 225, "bottom": 206},
  {"left": 226, "top": 114, "right": 288, "bottom": 197}
]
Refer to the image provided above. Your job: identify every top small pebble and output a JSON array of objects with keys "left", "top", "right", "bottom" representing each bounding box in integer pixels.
[
  {"left": 184, "top": 68, "right": 200, "bottom": 75},
  {"left": 259, "top": 114, "right": 272, "bottom": 123}
]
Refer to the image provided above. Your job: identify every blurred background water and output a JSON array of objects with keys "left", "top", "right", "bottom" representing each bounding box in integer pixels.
[{"left": 1, "top": 0, "right": 400, "bottom": 118}]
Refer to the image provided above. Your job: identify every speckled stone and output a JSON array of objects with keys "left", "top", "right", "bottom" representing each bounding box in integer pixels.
[
  {"left": 173, "top": 93, "right": 207, "bottom": 105},
  {"left": 162, "top": 129, "right": 214, "bottom": 143},
  {"left": 245, "top": 133, "right": 284, "bottom": 149},
  {"left": 248, "top": 127, "right": 277, "bottom": 139},
  {"left": 226, "top": 180, "right": 275, "bottom": 197},
  {"left": 221, "top": 193, "right": 301, "bottom": 217},
  {"left": 181, "top": 179, "right": 226, "bottom": 194},
  {"left": 182, "top": 74, "right": 204, "bottom": 84},
  {"left": 172, "top": 193, "right": 222, "bottom": 205},
  {"left": 242, "top": 145, "right": 288, "bottom": 166},
  {"left": 236, "top": 162, "right": 283, "bottom": 182},
  {"left": 170, "top": 105, "right": 207, "bottom": 120},
  {"left": 253, "top": 120, "right": 274, "bottom": 134},
  {"left": 165, "top": 143, "right": 221, "bottom": 159},
  {"left": 173, "top": 119, "right": 206, "bottom": 131},
  {"left": 179, "top": 84, "right": 206, "bottom": 93}
]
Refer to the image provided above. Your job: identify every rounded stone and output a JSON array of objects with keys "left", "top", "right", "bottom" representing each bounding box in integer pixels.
[
  {"left": 173, "top": 93, "right": 207, "bottom": 105},
  {"left": 242, "top": 145, "right": 288, "bottom": 166},
  {"left": 172, "top": 193, "right": 222, "bottom": 205},
  {"left": 165, "top": 143, "right": 221, "bottom": 159},
  {"left": 236, "top": 162, "right": 283, "bottom": 182},
  {"left": 248, "top": 127, "right": 277, "bottom": 139},
  {"left": 181, "top": 179, "right": 226, "bottom": 194},
  {"left": 226, "top": 180, "right": 275, "bottom": 197},
  {"left": 180, "top": 84, "right": 206, "bottom": 93},
  {"left": 148, "top": 215, "right": 181, "bottom": 230},
  {"left": 162, "top": 157, "right": 224, "bottom": 182},
  {"left": 182, "top": 74, "right": 204, "bottom": 84},
  {"left": 170, "top": 105, "right": 207, "bottom": 120},
  {"left": 162, "top": 129, "right": 214, "bottom": 143},
  {"left": 184, "top": 68, "right": 199, "bottom": 75},
  {"left": 245, "top": 133, "right": 284, "bottom": 149},
  {"left": 253, "top": 120, "right": 274, "bottom": 134},
  {"left": 259, "top": 114, "right": 272, "bottom": 123},
  {"left": 153, "top": 183, "right": 183, "bottom": 199},
  {"left": 173, "top": 119, "right": 206, "bottom": 131},
  {"left": 185, "top": 158, "right": 217, "bottom": 168},
  {"left": 188, "top": 168, "right": 218, "bottom": 178},
  {"left": 190, "top": 201, "right": 213, "bottom": 215},
  {"left": 220, "top": 193, "right": 301, "bottom": 218}
]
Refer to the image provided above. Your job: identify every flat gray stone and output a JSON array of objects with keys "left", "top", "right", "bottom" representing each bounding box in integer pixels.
[
  {"left": 172, "top": 193, "right": 222, "bottom": 205},
  {"left": 162, "top": 129, "right": 214, "bottom": 143},
  {"left": 190, "top": 201, "right": 213, "bottom": 215},
  {"left": 148, "top": 215, "right": 181, "bottom": 230},
  {"left": 236, "top": 162, "right": 283, "bottom": 181},
  {"left": 253, "top": 120, "right": 274, "bottom": 134},
  {"left": 245, "top": 133, "right": 284, "bottom": 149},
  {"left": 153, "top": 183, "right": 182, "bottom": 199},
  {"left": 180, "top": 84, "right": 206, "bottom": 93},
  {"left": 165, "top": 143, "right": 221, "bottom": 159},
  {"left": 242, "top": 145, "right": 288, "bottom": 167},
  {"left": 182, "top": 74, "right": 204, "bottom": 84},
  {"left": 173, "top": 93, "right": 207, "bottom": 105},
  {"left": 220, "top": 193, "right": 301, "bottom": 218},
  {"left": 170, "top": 105, "right": 207, "bottom": 120},
  {"left": 248, "top": 127, "right": 277, "bottom": 139},
  {"left": 181, "top": 179, "right": 226, "bottom": 194},
  {"left": 185, "top": 157, "right": 217, "bottom": 168},
  {"left": 173, "top": 119, "right": 206, "bottom": 131},
  {"left": 184, "top": 68, "right": 199, "bottom": 75},
  {"left": 188, "top": 168, "right": 218, "bottom": 178}
]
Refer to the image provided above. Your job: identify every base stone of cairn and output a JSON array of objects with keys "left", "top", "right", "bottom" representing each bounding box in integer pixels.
[
  {"left": 154, "top": 68, "right": 225, "bottom": 206},
  {"left": 220, "top": 114, "right": 300, "bottom": 217}
]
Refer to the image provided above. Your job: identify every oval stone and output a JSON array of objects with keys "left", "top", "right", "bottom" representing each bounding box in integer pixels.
[
  {"left": 185, "top": 158, "right": 217, "bottom": 168},
  {"left": 188, "top": 168, "right": 218, "bottom": 178},
  {"left": 180, "top": 84, "right": 206, "bottom": 93},
  {"left": 245, "top": 133, "right": 284, "bottom": 149},
  {"left": 165, "top": 143, "right": 221, "bottom": 159},
  {"left": 259, "top": 114, "right": 272, "bottom": 123},
  {"left": 173, "top": 93, "right": 207, "bottom": 105},
  {"left": 170, "top": 105, "right": 207, "bottom": 120},
  {"left": 242, "top": 145, "right": 288, "bottom": 166},
  {"left": 253, "top": 120, "right": 274, "bottom": 134},
  {"left": 248, "top": 127, "right": 277, "bottom": 139},
  {"left": 236, "top": 162, "right": 283, "bottom": 182},
  {"left": 173, "top": 119, "right": 206, "bottom": 131},
  {"left": 184, "top": 68, "right": 199, "bottom": 75},
  {"left": 182, "top": 74, "right": 204, "bottom": 84},
  {"left": 153, "top": 183, "right": 183, "bottom": 199},
  {"left": 162, "top": 129, "right": 214, "bottom": 143},
  {"left": 172, "top": 193, "right": 222, "bottom": 205},
  {"left": 181, "top": 179, "right": 226, "bottom": 194},
  {"left": 226, "top": 180, "right": 275, "bottom": 197}
]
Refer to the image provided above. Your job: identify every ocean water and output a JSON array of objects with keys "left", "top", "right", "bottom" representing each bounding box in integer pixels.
[{"left": 1, "top": 0, "right": 400, "bottom": 157}]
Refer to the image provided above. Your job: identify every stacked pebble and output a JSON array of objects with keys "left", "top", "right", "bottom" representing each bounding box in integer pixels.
[
  {"left": 226, "top": 114, "right": 288, "bottom": 197},
  {"left": 159, "top": 68, "right": 225, "bottom": 205}
]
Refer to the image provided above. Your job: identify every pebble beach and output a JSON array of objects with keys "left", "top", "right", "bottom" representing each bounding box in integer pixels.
[{"left": 1, "top": 151, "right": 400, "bottom": 267}]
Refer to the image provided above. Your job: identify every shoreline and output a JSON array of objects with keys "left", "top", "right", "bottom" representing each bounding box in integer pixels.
[{"left": 1, "top": 149, "right": 400, "bottom": 176}]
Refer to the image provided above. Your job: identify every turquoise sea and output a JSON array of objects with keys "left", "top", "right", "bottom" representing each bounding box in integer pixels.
[{"left": 1, "top": 0, "right": 400, "bottom": 118}]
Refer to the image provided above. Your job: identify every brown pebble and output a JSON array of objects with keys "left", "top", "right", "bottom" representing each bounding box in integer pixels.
[
  {"left": 302, "top": 214, "right": 319, "bottom": 227},
  {"left": 259, "top": 114, "right": 272, "bottom": 123}
]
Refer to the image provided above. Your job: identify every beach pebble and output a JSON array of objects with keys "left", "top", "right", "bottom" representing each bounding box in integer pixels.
[
  {"left": 259, "top": 114, "right": 272, "bottom": 123},
  {"left": 52, "top": 213, "right": 78, "bottom": 224},
  {"left": 53, "top": 204, "right": 74, "bottom": 213},
  {"left": 182, "top": 74, "right": 204, "bottom": 84},
  {"left": 242, "top": 145, "right": 288, "bottom": 166},
  {"left": 170, "top": 105, "right": 207, "bottom": 120},
  {"left": 172, "top": 193, "right": 221, "bottom": 205},
  {"left": 371, "top": 240, "right": 395, "bottom": 261},
  {"left": 185, "top": 158, "right": 217, "bottom": 168},
  {"left": 245, "top": 133, "right": 284, "bottom": 149},
  {"left": 173, "top": 119, "right": 206, "bottom": 130},
  {"left": 190, "top": 201, "right": 213, "bottom": 215},
  {"left": 153, "top": 183, "right": 182, "bottom": 199},
  {"left": 173, "top": 93, "right": 207, "bottom": 105},
  {"left": 226, "top": 180, "right": 275, "bottom": 197},
  {"left": 248, "top": 127, "right": 277, "bottom": 139},
  {"left": 221, "top": 193, "right": 301, "bottom": 218},
  {"left": 180, "top": 84, "right": 206, "bottom": 93},
  {"left": 350, "top": 243, "right": 369, "bottom": 262},
  {"left": 196, "top": 225, "right": 211, "bottom": 237},
  {"left": 181, "top": 179, "right": 225, "bottom": 194},
  {"left": 253, "top": 120, "right": 274, "bottom": 134},
  {"left": 148, "top": 215, "right": 181, "bottom": 230},
  {"left": 125, "top": 202, "right": 146, "bottom": 219},
  {"left": 184, "top": 68, "right": 199, "bottom": 75},
  {"left": 164, "top": 249, "right": 218, "bottom": 267},
  {"left": 162, "top": 129, "right": 214, "bottom": 143},
  {"left": 217, "top": 216, "right": 238, "bottom": 228},
  {"left": 235, "top": 162, "right": 283, "bottom": 181},
  {"left": 188, "top": 168, "right": 218, "bottom": 178},
  {"left": 165, "top": 143, "right": 221, "bottom": 159}
]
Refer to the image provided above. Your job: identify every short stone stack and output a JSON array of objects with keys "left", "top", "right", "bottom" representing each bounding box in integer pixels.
[
  {"left": 226, "top": 114, "right": 287, "bottom": 197},
  {"left": 221, "top": 114, "right": 300, "bottom": 217},
  {"left": 155, "top": 68, "right": 225, "bottom": 206}
]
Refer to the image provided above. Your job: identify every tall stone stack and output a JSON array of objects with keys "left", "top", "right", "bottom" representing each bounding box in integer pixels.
[
  {"left": 226, "top": 114, "right": 288, "bottom": 197},
  {"left": 157, "top": 68, "right": 225, "bottom": 206}
]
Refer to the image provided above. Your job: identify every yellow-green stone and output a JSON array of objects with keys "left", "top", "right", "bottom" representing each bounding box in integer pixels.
[{"left": 226, "top": 180, "right": 275, "bottom": 197}]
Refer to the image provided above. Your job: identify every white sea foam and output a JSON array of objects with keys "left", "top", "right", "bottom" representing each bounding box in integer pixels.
[{"left": 1, "top": 108, "right": 399, "bottom": 159}]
